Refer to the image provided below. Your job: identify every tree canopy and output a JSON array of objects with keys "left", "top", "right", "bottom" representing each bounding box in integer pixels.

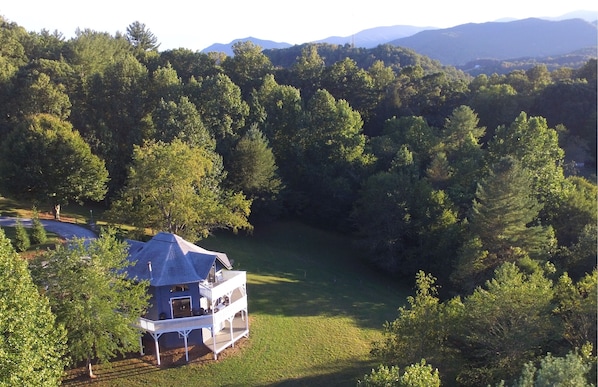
[
  {"left": 0, "top": 228, "right": 66, "bottom": 386},
  {"left": 0, "top": 114, "right": 108, "bottom": 218},
  {"left": 107, "top": 139, "right": 253, "bottom": 239},
  {"left": 29, "top": 231, "right": 149, "bottom": 378},
  {"left": 0, "top": 18, "right": 595, "bottom": 385}
]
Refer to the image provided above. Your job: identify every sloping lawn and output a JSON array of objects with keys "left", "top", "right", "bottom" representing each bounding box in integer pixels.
[{"left": 56, "top": 219, "right": 410, "bottom": 386}]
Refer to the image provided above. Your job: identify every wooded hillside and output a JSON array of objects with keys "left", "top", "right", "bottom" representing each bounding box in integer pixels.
[{"left": 0, "top": 16, "right": 596, "bottom": 385}]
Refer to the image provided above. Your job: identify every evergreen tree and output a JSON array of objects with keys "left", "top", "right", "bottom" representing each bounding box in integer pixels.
[
  {"left": 126, "top": 21, "right": 160, "bottom": 51},
  {"left": 453, "top": 156, "right": 554, "bottom": 289},
  {"left": 436, "top": 105, "right": 486, "bottom": 213},
  {"left": 226, "top": 124, "right": 282, "bottom": 221},
  {"left": 31, "top": 207, "right": 47, "bottom": 245},
  {"left": 14, "top": 218, "right": 30, "bottom": 252},
  {"left": 29, "top": 230, "right": 149, "bottom": 378},
  {"left": 553, "top": 271, "right": 597, "bottom": 350}
]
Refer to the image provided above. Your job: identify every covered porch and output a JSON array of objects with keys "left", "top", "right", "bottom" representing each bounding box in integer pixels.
[{"left": 136, "top": 271, "right": 249, "bottom": 365}]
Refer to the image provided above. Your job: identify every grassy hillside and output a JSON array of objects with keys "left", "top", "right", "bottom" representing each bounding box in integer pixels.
[{"left": 0, "top": 197, "right": 409, "bottom": 386}]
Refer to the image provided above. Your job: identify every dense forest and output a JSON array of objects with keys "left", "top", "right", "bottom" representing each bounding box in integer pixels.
[{"left": 0, "top": 17, "right": 596, "bottom": 385}]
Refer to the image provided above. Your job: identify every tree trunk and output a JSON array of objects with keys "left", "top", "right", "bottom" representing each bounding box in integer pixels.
[{"left": 87, "top": 358, "right": 96, "bottom": 379}]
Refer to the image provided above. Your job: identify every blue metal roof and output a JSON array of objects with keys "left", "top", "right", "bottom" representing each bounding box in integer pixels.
[{"left": 125, "top": 232, "right": 232, "bottom": 287}]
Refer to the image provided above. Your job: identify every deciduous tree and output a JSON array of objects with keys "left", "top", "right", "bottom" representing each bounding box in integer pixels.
[
  {"left": 187, "top": 73, "right": 249, "bottom": 143},
  {"left": 372, "top": 272, "right": 463, "bottom": 368},
  {"left": 0, "top": 228, "right": 66, "bottom": 386},
  {"left": 456, "top": 262, "right": 559, "bottom": 386},
  {"left": 29, "top": 231, "right": 149, "bottom": 379},
  {"left": 222, "top": 41, "right": 273, "bottom": 98},
  {"left": 107, "top": 139, "right": 252, "bottom": 239},
  {"left": 151, "top": 96, "right": 214, "bottom": 149},
  {"left": 0, "top": 114, "right": 108, "bottom": 219},
  {"left": 296, "top": 89, "right": 373, "bottom": 225},
  {"left": 488, "top": 112, "right": 566, "bottom": 222}
]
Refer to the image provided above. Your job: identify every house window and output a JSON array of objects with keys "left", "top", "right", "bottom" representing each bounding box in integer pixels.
[
  {"left": 171, "top": 296, "right": 192, "bottom": 318},
  {"left": 170, "top": 284, "right": 189, "bottom": 293}
]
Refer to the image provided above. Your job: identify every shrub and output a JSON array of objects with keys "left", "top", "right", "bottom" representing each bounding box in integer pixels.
[
  {"left": 357, "top": 360, "right": 441, "bottom": 387},
  {"left": 14, "top": 220, "right": 30, "bottom": 252},
  {"left": 31, "top": 210, "right": 47, "bottom": 245}
]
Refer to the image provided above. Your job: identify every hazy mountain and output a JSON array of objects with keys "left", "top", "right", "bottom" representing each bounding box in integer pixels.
[
  {"left": 201, "top": 11, "right": 598, "bottom": 68},
  {"left": 388, "top": 18, "right": 597, "bottom": 66},
  {"left": 313, "top": 25, "right": 435, "bottom": 48},
  {"left": 201, "top": 25, "right": 432, "bottom": 54},
  {"left": 545, "top": 9, "right": 598, "bottom": 21},
  {"left": 202, "top": 37, "right": 292, "bottom": 56},
  {"left": 458, "top": 47, "right": 598, "bottom": 76}
]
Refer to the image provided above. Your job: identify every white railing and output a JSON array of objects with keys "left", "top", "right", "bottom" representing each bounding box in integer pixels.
[
  {"left": 137, "top": 314, "right": 213, "bottom": 334},
  {"left": 137, "top": 294, "right": 247, "bottom": 334},
  {"left": 213, "top": 295, "right": 247, "bottom": 327},
  {"left": 199, "top": 271, "right": 246, "bottom": 300}
]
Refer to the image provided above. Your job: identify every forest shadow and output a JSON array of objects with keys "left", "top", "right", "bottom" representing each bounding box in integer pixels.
[{"left": 247, "top": 268, "right": 402, "bottom": 330}]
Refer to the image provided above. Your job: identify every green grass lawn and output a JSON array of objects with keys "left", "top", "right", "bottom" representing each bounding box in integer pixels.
[
  {"left": 62, "top": 221, "right": 409, "bottom": 386},
  {"left": 0, "top": 197, "right": 410, "bottom": 386}
]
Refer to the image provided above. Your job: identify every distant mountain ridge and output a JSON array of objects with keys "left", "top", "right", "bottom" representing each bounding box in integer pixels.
[
  {"left": 201, "top": 25, "right": 434, "bottom": 55},
  {"left": 201, "top": 11, "right": 598, "bottom": 68},
  {"left": 389, "top": 17, "right": 597, "bottom": 65},
  {"left": 202, "top": 37, "right": 292, "bottom": 56},
  {"left": 312, "top": 25, "right": 434, "bottom": 48}
]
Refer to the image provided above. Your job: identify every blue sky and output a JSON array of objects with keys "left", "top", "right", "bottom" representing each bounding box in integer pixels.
[{"left": 2, "top": 0, "right": 597, "bottom": 51}]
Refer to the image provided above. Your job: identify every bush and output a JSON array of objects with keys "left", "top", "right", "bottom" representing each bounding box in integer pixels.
[
  {"left": 14, "top": 220, "right": 30, "bottom": 252},
  {"left": 31, "top": 210, "right": 47, "bottom": 245},
  {"left": 357, "top": 364, "right": 401, "bottom": 386},
  {"left": 513, "top": 345, "right": 595, "bottom": 387},
  {"left": 357, "top": 360, "right": 441, "bottom": 387}
]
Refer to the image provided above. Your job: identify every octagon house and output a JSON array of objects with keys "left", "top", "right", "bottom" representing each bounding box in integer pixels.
[{"left": 126, "top": 232, "right": 248, "bottom": 365}]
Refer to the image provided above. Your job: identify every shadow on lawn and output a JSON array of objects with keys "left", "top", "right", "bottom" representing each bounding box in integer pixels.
[
  {"left": 61, "top": 337, "right": 219, "bottom": 386},
  {"left": 241, "top": 358, "right": 376, "bottom": 387},
  {"left": 204, "top": 222, "right": 409, "bottom": 330},
  {"left": 61, "top": 357, "right": 161, "bottom": 386},
  {"left": 247, "top": 267, "right": 403, "bottom": 330}
]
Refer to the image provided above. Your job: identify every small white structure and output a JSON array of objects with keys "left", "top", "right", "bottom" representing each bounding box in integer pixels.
[{"left": 126, "top": 232, "right": 248, "bottom": 365}]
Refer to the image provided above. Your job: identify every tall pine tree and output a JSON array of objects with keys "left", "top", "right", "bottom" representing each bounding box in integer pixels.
[{"left": 453, "top": 156, "right": 554, "bottom": 289}]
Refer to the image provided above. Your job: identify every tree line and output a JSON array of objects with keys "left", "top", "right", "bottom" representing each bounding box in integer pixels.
[{"left": 0, "top": 17, "right": 596, "bottom": 385}]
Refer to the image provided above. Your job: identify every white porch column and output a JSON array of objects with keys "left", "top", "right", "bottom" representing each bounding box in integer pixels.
[
  {"left": 212, "top": 326, "right": 218, "bottom": 360},
  {"left": 229, "top": 317, "right": 234, "bottom": 347},
  {"left": 179, "top": 329, "right": 192, "bottom": 362},
  {"left": 139, "top": 335, "right": 145, "bottom": 355},
  {"left": 150, "top": 333, "right": 163, "bottom": 366},
  {"left": 245, "top": 309, "right": 249, "bottom": 335}
]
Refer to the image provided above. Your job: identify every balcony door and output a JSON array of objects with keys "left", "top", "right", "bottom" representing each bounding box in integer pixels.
[{"left": 171, "top": 296, "right": 192, "bottom": 318}]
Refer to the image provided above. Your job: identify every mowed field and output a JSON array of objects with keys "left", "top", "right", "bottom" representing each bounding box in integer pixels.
[{"left": 0, "top": 196, "right": 410, "bottom": 387}]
